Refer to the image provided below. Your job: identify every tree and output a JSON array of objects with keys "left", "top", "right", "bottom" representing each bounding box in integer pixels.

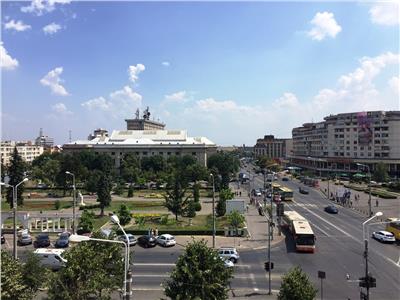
[
  {"left": 208, "top": 152, "right": 240, "bottom": 189},
  {"left": 216, "top": 188, "right": 234, "bottom": 217},
  {"left": 21, "top": 252, "right": 49, "bottom": 295},
  {"left": 127, "top": 184, "right": 134, "bottom": 197},
  {"left": 185, "top": 199, "right": 197, "bottom": 218},
  {"left": 6, "top": 147, "right": 26, "bottom": 207},
  {"left": 164, "top": 240, "right": 233, "bottom": 300},
  {"left": 1, "top": 250, "right": 31, "bottom": 300},
  {"left": 47, "top": 232, "right": 124, "bottom": 300},
  {"left": 97, "top": 173, "right": 112, "bottom": 216},
  {"left": 193, "top": 183, "right": 200, "bottom": 203},
  {"left": 117, "top": 204, "right": 132, "bottom": 226},
  {"left": 120, "top": 153, "right": 140, "bottom": 184},
  {"left": 78, "top": 210, "right": 95, "bottom": 234},
  {"left": 164, "top": 175, "right": 190, "bottom": 221},
  {"left": 85, "top": 169, "right": 102, "bottom": 194},
  {"left": 373, "top": 162, "right": 389, "bottom": 182},
  {"left": 227, "top": 210, "right": 245, "bottom": 236},
  {"left": 277, "top": 266, "right": 317, "bottom": 300}
]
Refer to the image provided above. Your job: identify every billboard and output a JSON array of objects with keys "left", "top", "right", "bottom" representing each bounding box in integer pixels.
[{"left": 357, "top": 112, "right": 372, "bottom": 145}]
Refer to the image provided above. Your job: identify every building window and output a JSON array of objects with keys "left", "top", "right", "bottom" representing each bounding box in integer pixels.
[
  {"left": 111, "top": 152, "right": 115, "bottom": 155},
  {"left": 167, "top": 152, "right": 171, "bottom": 155},
  {"left": 159, "top": 152, "right": 163, "bottom": 155},
  {"left": 143, "top": 152, "right": 147, "bottom": 155}
]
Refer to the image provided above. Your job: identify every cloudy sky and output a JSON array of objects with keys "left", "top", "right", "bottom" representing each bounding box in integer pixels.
[{"left": 1, "top": 1, "right": 399, "bottom": 146}]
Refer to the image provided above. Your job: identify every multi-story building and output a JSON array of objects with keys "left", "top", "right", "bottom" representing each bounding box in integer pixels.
[
  {"left": 291, "top": 111, "right": 400, "bottom": 177},
  {"left": 254, "top": 135, "right": 293, "bottom": 160},
  {"left": 35, "top": 128, "right": 54, "bottom": 149},
  {"left": 1, "top": 141, "right": 44, "bottom": 166},
  {"left": 63, "top": 109, "right": 216, "bottom": 168}
]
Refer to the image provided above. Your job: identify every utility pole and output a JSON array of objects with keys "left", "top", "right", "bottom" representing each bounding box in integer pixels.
[
  {"left": 126, "top": 270, "right": 132, "bottom": 300},
  {"left": 268, "top": 219, "right": 271, "bottom": 295},
  {"left": 210, "top": 173, "right": 216, "bottom": 248}
]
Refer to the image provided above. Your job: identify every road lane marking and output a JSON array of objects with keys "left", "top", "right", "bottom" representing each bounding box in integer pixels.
[{"left": 291, "top": 201, "right": 400, "bottom": 268}]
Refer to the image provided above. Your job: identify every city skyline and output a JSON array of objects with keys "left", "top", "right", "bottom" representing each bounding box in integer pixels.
[{"left": 1, "top": 1, "right": 399, "bottom": 145}]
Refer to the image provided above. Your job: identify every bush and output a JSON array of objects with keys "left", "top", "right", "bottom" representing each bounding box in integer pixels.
[
  {"left": 127, "top": 185, "right": 134, "bottom": 198},
  {"left": 186, "top": 200, "right": 196, "bottom": 218},
  {"left": 78, "top": 210, "right": 95, "bottom": 233},
  {"left": 54, "top": 200, "right": 61, "bottom": 210},
  {"left": 79, "top": 203, "right": 100, "bottom": 210},
  {"left": 216, "top": 198, "right": 226, "bottom": 217},
  {"left": 113, "top": 183, "right": 125, "bottom": 196},
  {"left": 194, "top": 201, "right": 202, "bottom": 212},
  {"left": 117, "top": 204, "right": 131, "bottom": 225}
]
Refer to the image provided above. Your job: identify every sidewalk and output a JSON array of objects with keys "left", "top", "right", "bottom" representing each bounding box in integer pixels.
[{"left": 318, "top": 180, "right": 400, "bottom": 220}]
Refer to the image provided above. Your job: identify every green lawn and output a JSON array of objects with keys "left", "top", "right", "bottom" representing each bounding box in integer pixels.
[{"left": 1, "top": 200, "right": 72, "bottom": 212}]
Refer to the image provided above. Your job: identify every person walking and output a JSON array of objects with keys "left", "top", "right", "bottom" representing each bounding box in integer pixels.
[{"left": 376, "top": 199, "right": 379, "bottom": 207}]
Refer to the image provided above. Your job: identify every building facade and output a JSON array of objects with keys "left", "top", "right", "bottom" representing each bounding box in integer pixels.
[
  {"left": 64, "top": 129, "right": 216, "bottom": 168},
  {"left": 125, "top": 107, "right": 165, "bottom": 131},
  {"left": 254, "top": 135, "right": 293, "bottom": 159},
  {"left": 35, "top": 128, "right": 54, "bottom": 149},
  {"left": 1, "top": 141, "right": 44, "bottom": 166},
  {"left": 291, "top": 111, "right": 400, "bottom": 177}
]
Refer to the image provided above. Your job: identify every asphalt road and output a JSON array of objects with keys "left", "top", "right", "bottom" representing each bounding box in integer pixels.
[{"left": 247, "top": 166, "right": 400, "bottom": 300}]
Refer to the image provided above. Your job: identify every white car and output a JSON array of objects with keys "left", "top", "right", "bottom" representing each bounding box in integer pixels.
[
  {"left": 117, "top": 234, "right": 137, "bottom": 246},
  {"left": 156, "top": 234, "right": 176, "bottom": 247},
  {"left": 223, "top": 258, "right": 234, "bottom": 268},
  {"left": 372, "top": 231, "right": 395, "bottom": 243},
  {"left": 218, "top": 247, "right": 239, "bottom": 263}
]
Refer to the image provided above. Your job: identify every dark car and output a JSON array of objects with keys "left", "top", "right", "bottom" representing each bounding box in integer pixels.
[
  {"left": 282, "top": 177, "right": 289, "bottom": 181},
  {"left": 299, "top": 187, "right": 309, "bottom": 194},
  {"left": 55, "top": 232, "right": 70, "bottom": 248},
  {"left": 1, "top": 234, "right": 5, "bottom": 244},
  {"left": 324, "top": 205, "right": 338, "bottom": 214},
  {"left": 34, "top": 233, "right": 51, "bottom": 248},
  {"left": 137, "top": 235, "right": 157, "bottom": 248}
]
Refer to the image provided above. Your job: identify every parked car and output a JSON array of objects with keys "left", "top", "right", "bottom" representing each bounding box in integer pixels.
[
  {"left": 17, "top": 233, "right": 33, "bottom": 246},
  {"left": 324, "top": 205, "right": 338, "bottom": 214},
  {"left": 117, "top": 234, "right": 137, "bottom": 246},
  {"left": 34, "top": 233, "right": 51, "bottom": 248},
  {"left": 55, "top": 232, "right": 70, "bottom": 248},
  {"left": 1, "top": 234, "right": 5, "bottom": 244},
  {"left": 137, "top": 235, "right": 157, "bottom": 248},
  {"left": 218, "top": 247, "right": 239, "bottom": 263},
  {"left": 156, "top": 234, "right": 176, "bottom": 247},
  {"left": 372, "top": 231, "right": 395, "bottom": 243},
  {"left": 34, "top": 248, "right": 67, "bottom": 271},
  {"left": 299, "top": 187, "right": 309, "bottom": 194},
  {"left": 223, "top": 258, "right": 234, "bottom": 268},
  {"left": 282, "top": 177, "right": 289, "bottom": 181}
]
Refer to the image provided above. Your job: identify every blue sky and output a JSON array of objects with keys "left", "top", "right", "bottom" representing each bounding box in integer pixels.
[{"left": 1, "top": 1, "right": 399, "bottom": 146}]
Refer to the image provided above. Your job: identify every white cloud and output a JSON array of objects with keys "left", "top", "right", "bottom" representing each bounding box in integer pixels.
[
  {"left": 162, "top": 61, "right": 170, "bottom": 67},
  {"left": 128, "top": 64, "right": 145, "bottom": 83},
  {"left": 0, "top": 43, "right": 19, "bottom": 70},
  {"left": 52, "top": 102, "right": 72, "bottom": 115},
  {"left": 164, "top": 91, "right": 188, "bottom": 103},
  {"left": 388, "top": 76, "right": 399, "bottom": 94},
  {"left": 369, "top": 3, "right": 399, "bottom": 26},
  {"left": 81, "top": 86, "right": 142, "bottom": 118},
  {"left": 40, "top": 67, "right": 69, "bottom": 96},
  {"left": 4, "top": 20, "right": 31, "bottom": 32},
  {"left": 307, "top": 12, "right": 342, "bottom": 41},
  {"left": 43, "top": 23, "right": 62, "bottom": 35},
  {"left": 174, "top": 52, "right": 399, "bottom": 145},
  {"left": 21, "top": 0, "right": 70, "bottom": 16},
  {"left": 272, "top": 93, "right": 299, "bottom": 108}
]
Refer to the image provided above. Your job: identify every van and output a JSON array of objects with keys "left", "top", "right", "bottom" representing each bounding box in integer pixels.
[{"left": 34, "top": 248, "right": 67, "bottom": 270}]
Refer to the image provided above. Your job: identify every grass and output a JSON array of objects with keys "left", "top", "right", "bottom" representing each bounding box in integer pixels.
[
  {"left": 125, "top": 214, "right": 230, "bottom": 231},
  {"left": 1, "top": 200, "right": 72, "bottom": 212},
  {"left": 92, "top": 215, "right": 111, "bottom": 231}
]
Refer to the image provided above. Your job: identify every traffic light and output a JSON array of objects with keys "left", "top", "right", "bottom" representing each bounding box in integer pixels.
[{"left": 264, "top": 261, "right": 274, "bottom": 271}]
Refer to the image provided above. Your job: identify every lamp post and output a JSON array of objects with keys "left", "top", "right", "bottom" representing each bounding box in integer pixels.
[
  {"left": 210, "top": 173, "right": 216, "bottom": 249},
  {"left": 357, "top": 163, "right": 372, "bottom": 217},
  {"left": 362, "top": 211, "right": 383, "bottom": 300},
  {"left": 1, "top": 178, "right": 28, "bottom": 260},
  {"left": 69, "top": 234, "right": 128, "bottom": 298},
  {"left": 65, "top": 171, "right": 76, "bottom": 234},
  {"left": 111, "top": 214, "right": 131, "bottom": 300}
]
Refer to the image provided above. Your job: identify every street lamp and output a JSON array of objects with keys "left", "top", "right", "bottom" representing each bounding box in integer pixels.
[
  {"left": 111, "top": 214, "right": 131, "bottom": 300},
  {"left": 361, "top": 211, "right": 383, "bottom": 300},
  {"left": 1, "top": 177, "right": 28, "bottom": 260},
  {"left": 65, "top": 171, "right": 76, "bottom": 234},
  {"left": 357, "top": 163, "right": 372, "bottom": 217},
  {"left": 69, "top": 234, "right": 128, "bottom": 298},
  {"left": 210, "top": 173, "right": 216, "bottom": 248}
]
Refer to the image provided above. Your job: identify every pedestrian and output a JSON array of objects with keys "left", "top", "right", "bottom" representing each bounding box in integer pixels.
[
  {"left": 155, "top": 227, "right": 159, "bottom": 237},
  {"left": 376, "top": 199, "right": 379, "bottom": 207},
  {"left": 240, "top": 191, "right": 242, "bottom": 196},
  {"left": 246, "top": 204, "right": 249, "bottom": 213},
  {"left": 151, "top": 228, "right": 154, "bottom": 236},
  {"left": 350, "top": 201, "right": 353, "bottom": 207}
]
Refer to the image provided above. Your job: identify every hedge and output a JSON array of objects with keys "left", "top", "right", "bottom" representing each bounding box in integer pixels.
[{"left": 118, "top": 229, "right": 225, "bottom": 236}]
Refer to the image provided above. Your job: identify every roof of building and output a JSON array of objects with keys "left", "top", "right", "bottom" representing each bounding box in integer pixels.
[{"left": 65, "top": 130, "right": 216, "bottom": 147}]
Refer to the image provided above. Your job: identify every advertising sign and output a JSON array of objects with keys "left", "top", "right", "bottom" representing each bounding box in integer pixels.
[{"left": 357, "top": 112, "right": 373, "bottom": 145}]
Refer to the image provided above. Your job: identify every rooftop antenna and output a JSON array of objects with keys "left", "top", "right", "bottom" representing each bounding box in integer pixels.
[
  {"left": 39, "top": 128, "right": 43, "bottom": 137},
  {"left": 69, "top": 130, "right": 72, "bottom": 143}
]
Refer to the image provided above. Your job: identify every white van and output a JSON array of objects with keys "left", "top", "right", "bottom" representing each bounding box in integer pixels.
[{"left": 34, "top": 248, "right": 67, "bottom": 270}]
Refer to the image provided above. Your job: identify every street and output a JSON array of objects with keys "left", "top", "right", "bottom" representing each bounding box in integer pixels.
[{"left": 248, "top": 167, "right": 400, "bottom": 300}]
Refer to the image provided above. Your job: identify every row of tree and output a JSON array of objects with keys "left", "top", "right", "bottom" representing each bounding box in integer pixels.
[{"left": 1, "top": 238, "right": 317, "bottom": 300}]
